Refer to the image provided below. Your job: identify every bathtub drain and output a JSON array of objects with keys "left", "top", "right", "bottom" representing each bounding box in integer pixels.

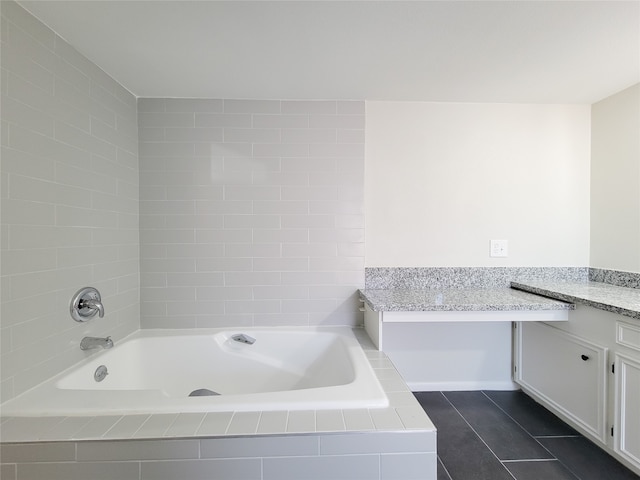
[
  {"left": 189, "top": 388, "right": 220, "bottom": 397},
  {"left": 94, "top": 365, "right": 108, "bottom": 382}
]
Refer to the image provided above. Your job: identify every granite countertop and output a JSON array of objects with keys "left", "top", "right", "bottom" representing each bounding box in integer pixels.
[
  {"left": 511, "top": 280, "right": 640, "bottom": 321},
  {"left": 359, "top": 288, "right": 574, "bottom": 312}
]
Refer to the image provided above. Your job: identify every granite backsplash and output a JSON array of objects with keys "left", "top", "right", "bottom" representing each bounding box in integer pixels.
[
  {"left": 589, "top": 268, "right": 640, "bottom": 289},
  {"left": 364, "top": 267, "right": 590, "bottom": 290},
  {"left": 365, "top": 267, "right": 640, "bottom": 291}
]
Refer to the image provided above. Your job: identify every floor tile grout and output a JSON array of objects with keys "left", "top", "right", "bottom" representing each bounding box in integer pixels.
[
  {"left": 438, "top": 456, "right": 454, "bottom": 480},
  {"left": 439, "top": 392, "right": 518, "bottom": 480},
  {"left": 479, "top": 390, "right": 583, "bottom": 479},
  {"left": 487, "top": 390, "right": 599, "bottom": 480},
  {"left": 501, "top": 458, "right": 561, "bottom": 463}
]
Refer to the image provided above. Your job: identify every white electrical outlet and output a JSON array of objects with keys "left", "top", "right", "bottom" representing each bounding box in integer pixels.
[{"left": 490, "top": 239, "right": 508, "bottom": 257}]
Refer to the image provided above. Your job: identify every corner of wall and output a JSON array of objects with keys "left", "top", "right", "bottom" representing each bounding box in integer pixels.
[{"left": 0, "top": 2, "right": 140, "bottom": 402}]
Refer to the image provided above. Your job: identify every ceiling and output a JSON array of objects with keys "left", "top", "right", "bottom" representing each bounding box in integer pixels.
[{"left": 17, "top": 1, "right": 640, "bottom": 103}]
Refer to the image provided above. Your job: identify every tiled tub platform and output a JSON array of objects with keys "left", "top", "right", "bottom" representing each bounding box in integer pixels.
[{"left": 0, "top": 330, "right": 436, "bottom": 480}]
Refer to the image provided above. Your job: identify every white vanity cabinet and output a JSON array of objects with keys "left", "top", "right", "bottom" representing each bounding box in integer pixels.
[
  {"left": 515, "top": 321, "right": 608, "bottom": 443},
  {"left": 514, "top": 305, "right": 640, "bottom": 476}
]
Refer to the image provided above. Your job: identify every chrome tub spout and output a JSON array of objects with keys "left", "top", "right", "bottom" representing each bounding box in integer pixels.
[{"left": 80, "top": 336, "right": 113, "bottom": 350}]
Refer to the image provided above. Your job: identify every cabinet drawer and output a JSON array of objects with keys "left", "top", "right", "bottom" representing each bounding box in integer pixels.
[
  {"left": 516, "top": 322, "right": 608, "bottom": 443},
  {"left": 617, "top": 321, "right": 640, "bottom": 353}
]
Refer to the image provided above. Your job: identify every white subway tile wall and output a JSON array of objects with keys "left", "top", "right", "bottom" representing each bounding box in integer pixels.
[
  {"left": 0, "top": 1, "right": 140, "bottom": 403},
  {"left": 138, "top": 98, "right": 365, "bottom": 328}
]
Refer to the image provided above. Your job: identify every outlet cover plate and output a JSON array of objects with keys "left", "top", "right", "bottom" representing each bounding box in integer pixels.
[{"left": 490, "top": 239, "right": 508, "bottom": 257}]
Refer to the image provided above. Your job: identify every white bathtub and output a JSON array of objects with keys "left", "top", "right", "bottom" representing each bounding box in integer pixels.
[{"left": 0, "top": 327, "right": 389, "bottom": 416}]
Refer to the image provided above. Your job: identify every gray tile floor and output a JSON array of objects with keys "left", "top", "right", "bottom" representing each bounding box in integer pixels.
[{"left": 414, "top": 391, "right": 640, "bottom": 480}]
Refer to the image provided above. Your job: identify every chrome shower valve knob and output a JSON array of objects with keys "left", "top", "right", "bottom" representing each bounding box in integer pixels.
[{"left": 70, "top": 287, "right": 105, "bottom": 322}]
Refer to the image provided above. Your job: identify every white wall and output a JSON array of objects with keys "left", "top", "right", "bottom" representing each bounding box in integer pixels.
[
  {"left": 365, "top": 102, "right": 591, "bottom": 267},
  {"left": 590, "top": 83, "right": 640, "bottom": 273},
  {"left": 0, "top": 1, "right": 140, "bottom": 402},
  {"left": 138, "top": 99, "right": 365, "bottom": 328}
]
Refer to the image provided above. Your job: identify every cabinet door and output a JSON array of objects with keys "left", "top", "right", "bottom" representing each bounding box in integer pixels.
[
  {"left": 516, "top": 321, "right": 608, "bottom": 443},
  {"left": 614, "top": 353, "right": 640, "bottom": 470}
]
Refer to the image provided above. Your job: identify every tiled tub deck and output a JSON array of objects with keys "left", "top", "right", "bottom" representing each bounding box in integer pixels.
[{"left": 0, "top": 329, "right": 436, "bottom": 480}]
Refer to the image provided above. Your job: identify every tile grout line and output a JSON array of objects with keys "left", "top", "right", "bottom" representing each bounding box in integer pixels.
[
  {"left": 480, "top": 391, "right": 581, "bottom": 440},
  {"left": 437, "top": 456, "right": 454, "bottom": 480},
  {"left": 481, "top": 391, "right": 566, "bottom": 459},
  {"left": 501, "top": 458, "right": 561, "bottom": 463},
  {"left": 439, "top": 392, "right": 518, "bottom": 480},
  {"left": 480, "top": 391, "right": 586, "bottom": 480}
]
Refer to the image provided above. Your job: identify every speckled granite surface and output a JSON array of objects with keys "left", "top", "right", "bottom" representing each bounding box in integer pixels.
[
  {"left": 361, "top": 267, "right": 640, "bottom": 316},
  {"left": 365, "top": 267, "right": 588, "bottom": 290},
  {"left": 511, "top": 280, "right": 640, "bottom": 321},
  {"left": 589, "top": 268, "right": 640, "bottom": 289},
  {"left": 360, "top": 288, "right": 573, "bottom": 312}
]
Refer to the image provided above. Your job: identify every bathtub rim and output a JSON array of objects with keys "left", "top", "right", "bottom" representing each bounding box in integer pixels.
[
  {"left": 0, "top": 326, "right": 389, "bottom": 417},
  {"left": 0, "top": 327, "right": 437, "bottom": 445}
]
